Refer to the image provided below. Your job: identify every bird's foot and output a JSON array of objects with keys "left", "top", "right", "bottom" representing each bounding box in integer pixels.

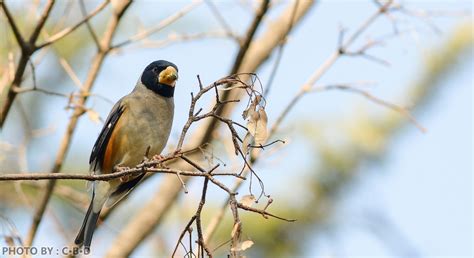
[
  {"left": 120, "top": 175, "right": 131, "bottom": 183},
  {"left": 153, "top": 154, "right": 173, "bottom": 168},
  {"left": 114, "top": 166, "right": 132, "bottom": 182},
  {"left": 153, "top": 154, "right": 165, "bottom": 162},
  {"left": 114, "top": 166, "right": 130, "bottom": 172}
]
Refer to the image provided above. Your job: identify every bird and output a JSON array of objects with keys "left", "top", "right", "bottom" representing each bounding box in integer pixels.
[{"left": 74, "top": 60, "right": 179, "bottom": 249}]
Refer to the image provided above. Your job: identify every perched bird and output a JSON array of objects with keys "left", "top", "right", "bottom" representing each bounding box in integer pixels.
[{"left": 74, "top": 60, "right": 179, "bottom": 249}]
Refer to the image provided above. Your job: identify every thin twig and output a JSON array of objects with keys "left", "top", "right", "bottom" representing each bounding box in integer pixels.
[
  {"left": 236, "top": 202, "right": 296, "bottom": 222},
  {"left": 139, "top": 30, "right": 231, "bottom": 49},
  {"left": 36, "top": 0, "right": 109, "bottom": 49},
  {"left": 172, "top": 216, "right": 197, "bottom": 257},
  {"left": 0, "top": 0, "right": 109, "bottom": 127},
  {"left": 24, "top": 0, "right": 133, "bottom": 247},
  {"left": 263, "top": 0, "right": 300, "bottom": 97},
  {"left": 0, "top": 166, "right": 235, "bottom": 182},
  {"left": 112, "top": 1, "right": 202, "bottom": 49},
  {"left": 270, "top": 0, "right": 395, "bottom": 136},
  {"left": 105, "top": 2, "right": 314, "bottom": 256},
  {"left": 230, "top": 0, "right": 270, "bottom": 74},
  {"left": 205, "top": 0, "right": 400, "bottom": 245},
  {"left": 28, "top": 0, "right": 55, "bottom": 45},
  {"left": 205, "top": 0, "right": 239, "bottom": 42},
  {"left": 195, "top": 177, "right": 212, "bottom": 257},
  {"left": 313, "top": 84, "right": 426, "bottom": 132},
  {"left": 1, "top": 1, "right": 26, "bottom": 49},
  {"left": 79, "top": 0, "right": 101, "bottom": 49},
  {"left": 12, "top": 86, "right": 69, "bottom": 98}
]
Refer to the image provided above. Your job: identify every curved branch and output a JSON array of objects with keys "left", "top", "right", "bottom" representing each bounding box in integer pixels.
[
  {"left": 23, "top": 0, "right": 133, "bottom": 247},
  {"left": 0, "top": 168, "right": 242, "bottom": 181},
  {"left": 28, "top": 0, "right": 55, "bottom": 45},
  {"left": 111, "top": 1, "right": 202, "bottom": 49},
  {"left": 205, "top": 0, "right": 401, "bottom": 245},
  {"left": 105, "top": 1, "right": 315, "bottom": 256},
  {"left": 0, "top": 0, "right": 109, "bottom": 127},
  {"left": 1, "top": 1, "right": 26, "bottom": 49},
  {"left": 36, "top": 0, "right": 109, "bottom": 49}
]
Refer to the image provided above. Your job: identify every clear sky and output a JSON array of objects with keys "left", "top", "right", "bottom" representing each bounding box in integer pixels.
[{"left": 0, "top": 1, "right": 472, "bottom": 257}]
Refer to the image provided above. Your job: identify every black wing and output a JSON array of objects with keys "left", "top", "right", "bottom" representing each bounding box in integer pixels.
[{"left": 89, "top": 100, "right": 125, "bottom": 172}]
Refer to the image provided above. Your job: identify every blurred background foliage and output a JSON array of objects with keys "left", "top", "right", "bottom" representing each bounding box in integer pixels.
[{"left": 0, "top": 1, "right": 472, "bottom": 257}]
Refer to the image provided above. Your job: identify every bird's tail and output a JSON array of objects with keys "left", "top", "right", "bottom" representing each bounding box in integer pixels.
[
  {"left": 75, "top": 181, "right": 109, "bottom": 249},
  {"left": 74, "top": 193, "right": 101, "bottom": 249}
]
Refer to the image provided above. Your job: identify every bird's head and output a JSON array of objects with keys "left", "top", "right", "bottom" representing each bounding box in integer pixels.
[{"left": 141, "top": 60, "right": 179, "bottom": 89}]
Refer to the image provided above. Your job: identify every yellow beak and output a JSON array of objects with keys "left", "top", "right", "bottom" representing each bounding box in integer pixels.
[{"left": 159, "top": 66, "right": 178, "bottom": 86}]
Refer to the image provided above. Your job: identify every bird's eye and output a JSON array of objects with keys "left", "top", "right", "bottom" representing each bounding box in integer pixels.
[{"left": 152, "top": 67, "right": 159, "bottom": 74}]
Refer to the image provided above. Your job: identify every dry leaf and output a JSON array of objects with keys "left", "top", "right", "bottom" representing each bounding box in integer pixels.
[
  {"left": 231, "top": 240, "right": 254, "bottom": 252},
  {"left": 242, "top": 106, "right": 250, "bottom": 120},
  {"left": 254, "top": 95, "right": 262, "bottom": 105},
  {"left": 231, "top": 221, "right": 241, "bottom": 238},
  {"left": 87, "top": 110, "right": 101, "bottom": 124},
  {"left": 242, "top": 132, "right": 252, "bottom": 155},
  {"left": 254, "top": 107, "right": 268, "bottom": 145},
  {"left": 240, "top": 240, "right": 254, "bottom": 251},
  {"left": 242, "top": 101, "right": 255, "bottom": 120},
  {"left": 243, "top": 95, "right": 268, "bottom": 153},
  {"left": 246, "top": 109, "right": 258, "bottom": 136},
  {"left": 240, "top": 194, "right": 256, "bottom": 207},
  {"left": 247, "top": 107, "right": 267, "bottom": 145},
  {"left": 243, "top": 95, "right": 260, "bottom": 119}
]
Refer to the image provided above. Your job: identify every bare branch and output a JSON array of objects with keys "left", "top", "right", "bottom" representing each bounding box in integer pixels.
[
  {"left": 0, "top": 166, "right": 237, "bottom": 182},
  {"left": 105, "top": 2, "right": 315, "bottom": 256},
  {"left": 112, "top": 1, "right": 202, "bottom": 49},
  {"left": 28, "top": 0, "right": 55, "bottom": 45},
  {"left": 139, "top": 30, "right": 231, "bottom": 49},
  {"left": 231, "top": 0, "right": 270, "bottom": 74},
  {"left": 236, "top": 202, "right": 296, "bottom": 222},
  {"left": 229, "top": 195, "right": 241, "bottom": 257},
  {"left": 196, "top": 177, "right": 213, "bottom": 257},
  {"left": 24, "top": 0, "right": 133, "bottom": 247},
  {"left": 271, "top": 0, "right": 395, "bottom": 136},
  {"left": 264, "top": 0, "right": 300, "bottom": 97},
  {"left": 172, "top": 216, "right": 197, "bottom": 257},
  {"left": 79, "top": 0, "right": 102, "bottom": 49},
  {"left": 205, "top": 0, "right": 407, "bottom": 245},
  {"left": 205, "top": 0, "right": 239, "bottom": 42},
  {"left": 313, "top": 84, "right": 426, "bottom": 132},
  {"left": 11, "top": 59, "right": 70, "bottom": 98},
  {"left": 12, "top": 86, "right": 68, "bottom": 98},
  {"left": 36, "top": 0, "right": 109, "bottom": 49},
  {"left": 0, "top": 37, "right": 30, "bottom": 128},
  {"left": 0, "top": 0, "right": 108, "bottom": 127},
  {"left": 1, "top": 1, "right": 26, "bottom": 49}
]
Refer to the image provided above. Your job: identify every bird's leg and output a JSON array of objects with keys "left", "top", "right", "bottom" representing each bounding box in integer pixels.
[
  {"left": 114, "top": 165, "right": 132, "bottom": 182},
  {"left": 142, "top": 146, "right": 152, "bottom": 163},
  {"left": 152, "top": 154, "right": 165, "bottom": 161},
  {"left": 152, "top": 154, "right": 170, "bottom": 168}
]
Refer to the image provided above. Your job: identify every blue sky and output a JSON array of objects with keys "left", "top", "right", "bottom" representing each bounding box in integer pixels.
[{"left": 1, "top": 1, "right": 472, "bottom": 257}]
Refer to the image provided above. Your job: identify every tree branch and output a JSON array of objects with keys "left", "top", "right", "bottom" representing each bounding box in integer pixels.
[
  {"left": 28, "top": 0, "right": 55, "bottom": 45},
  {"left": 35, "top": 0, "right": 109, "bottom": 49},
  {"left": 313, "top": 84, "right": 426, "bottom": 132},
  {"left": 111, "top": 1, "right": 202, "bottom": 50},
  {"left": 1, "top": 1, "right": 26, "bottom": 50},
  {"left": 270, "top": 0, "right": 395, "bottom": 136},
  {"left": 104, "top": 1, "right": 314, "bottom": 256},
  {"left": 204, "top": 0, "right": 408, "bottom": 245},
  {"left": 23, "top": 0, "right": 133, "bottom": 247},
  {"left": 0, "top": 0, "right": 109, "bottom": 127},
  {"left": 0, "top": 168, "right": 241, "bottom": 182}
]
